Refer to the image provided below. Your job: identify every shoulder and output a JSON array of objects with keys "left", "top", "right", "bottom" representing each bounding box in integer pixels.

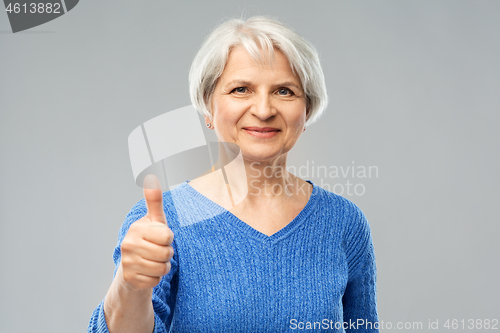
[
  {"left": 313, "top": 185, "right": 375, "bottom": 277},
  {"left": 311, "top": 183, "right": 372, "bottom": 248},
  {"left": 313, "top": 184, "right": 368, "bottom": 228}
]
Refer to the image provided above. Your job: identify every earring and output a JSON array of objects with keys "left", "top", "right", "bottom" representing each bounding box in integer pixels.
[{"left": 206, "top": 123, "right": 211, "bottom": 128}]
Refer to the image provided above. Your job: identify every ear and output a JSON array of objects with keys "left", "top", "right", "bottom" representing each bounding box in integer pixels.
[{"left": 204, "top": 112, "right": 213, "bottom": 127}]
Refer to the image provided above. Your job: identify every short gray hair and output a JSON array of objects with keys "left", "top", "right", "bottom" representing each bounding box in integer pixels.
[{"left": 189, "top": 15, "right": 328, "bottom": 126}]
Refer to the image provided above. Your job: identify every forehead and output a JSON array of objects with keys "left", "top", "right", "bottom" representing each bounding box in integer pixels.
[{"left": 220, "top": 45, "right": 299, "bottom": 82}]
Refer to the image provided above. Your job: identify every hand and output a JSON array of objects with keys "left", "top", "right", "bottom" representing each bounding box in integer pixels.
[{"left": 119, "top": 175, "right": 175, "bottom": 290}]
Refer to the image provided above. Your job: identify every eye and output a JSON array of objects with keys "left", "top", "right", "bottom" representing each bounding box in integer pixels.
[
  {"left": 277, "top": 88, "right": 294, "bottom": 96},
  {"left": 231, "top": 87, "right": 248, "bottom": 94}
]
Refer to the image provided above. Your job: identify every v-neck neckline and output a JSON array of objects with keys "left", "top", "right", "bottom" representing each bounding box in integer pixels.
[{"left": 180, "top": 179, "right": 319, "bottom": 244}]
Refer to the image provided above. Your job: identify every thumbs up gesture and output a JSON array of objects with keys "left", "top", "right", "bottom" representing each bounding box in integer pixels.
[{"left": 119, "top": 175, "right": 175, "bottom": 290}]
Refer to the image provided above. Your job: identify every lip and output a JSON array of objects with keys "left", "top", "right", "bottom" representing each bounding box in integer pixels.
[{"left": 243, "top": 127, "right": 280, "bottom": 139}]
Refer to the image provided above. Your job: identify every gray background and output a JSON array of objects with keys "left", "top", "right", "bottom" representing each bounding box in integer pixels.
[{"left": 1, "top": 1, "right": 499, "bottom": 332}]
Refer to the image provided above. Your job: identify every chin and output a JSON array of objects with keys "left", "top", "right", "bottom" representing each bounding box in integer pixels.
[{"left": 240, "top": 149, "right": 283, "bottom": 163}]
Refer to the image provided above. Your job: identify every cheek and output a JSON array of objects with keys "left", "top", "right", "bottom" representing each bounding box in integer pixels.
[
  {"left": 214, "top": 99, "right": 245, "bottom": 125},
  {"left": 211, "top": 103, "right": 240, "bottom": 138},
  {"left": 288, "top": 105, "right": 307, "bottom": 125}
]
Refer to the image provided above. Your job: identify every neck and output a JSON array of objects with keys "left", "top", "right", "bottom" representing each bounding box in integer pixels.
[{"left": 216, "top": 146, "right": 308, "bottom": 206}]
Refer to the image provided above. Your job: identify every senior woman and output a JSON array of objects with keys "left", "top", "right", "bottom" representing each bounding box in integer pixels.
[{"left": 89, "top": 16, "right": 378, "bottom": 333}]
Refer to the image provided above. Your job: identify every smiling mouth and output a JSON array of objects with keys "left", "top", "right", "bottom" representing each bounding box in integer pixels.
[
  {"left": 243, "top": 127, "right": 280, "bottom": 132},
  {"left": 250, "top": 130, "right": 276, "bottom": 133},
  {"left": 243, "top": 127, "right": 281, "bottom": 138}
]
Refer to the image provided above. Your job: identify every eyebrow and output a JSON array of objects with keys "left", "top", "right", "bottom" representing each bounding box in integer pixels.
[{"left": 224, "top": 80, "right": 303, "bottom": 91}]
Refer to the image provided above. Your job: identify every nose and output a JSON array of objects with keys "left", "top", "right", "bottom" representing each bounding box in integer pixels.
[{"left": 250, "top": 93, "right": 277, "bottom": 121}]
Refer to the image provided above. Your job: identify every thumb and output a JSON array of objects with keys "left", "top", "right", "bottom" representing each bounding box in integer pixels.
[{"left": 143, "top": 174, "right": 167, "bottom": 224}]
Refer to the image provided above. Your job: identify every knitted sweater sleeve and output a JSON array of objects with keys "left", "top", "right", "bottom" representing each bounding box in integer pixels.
[
  {"left": 87, "top": 199, "right": 178, "bottom": 333},
  {"left": 342, "top": 203, "right": 379, "bottom": 333}
]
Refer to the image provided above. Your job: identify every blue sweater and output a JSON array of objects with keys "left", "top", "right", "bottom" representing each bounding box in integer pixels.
[{"left": 88, "top": 180, "right": 379, "bottom": 332}]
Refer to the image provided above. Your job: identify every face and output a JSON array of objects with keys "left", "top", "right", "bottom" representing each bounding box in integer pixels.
[{"left": 206, "top": 45, "right": 308, "bottom": 164}]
